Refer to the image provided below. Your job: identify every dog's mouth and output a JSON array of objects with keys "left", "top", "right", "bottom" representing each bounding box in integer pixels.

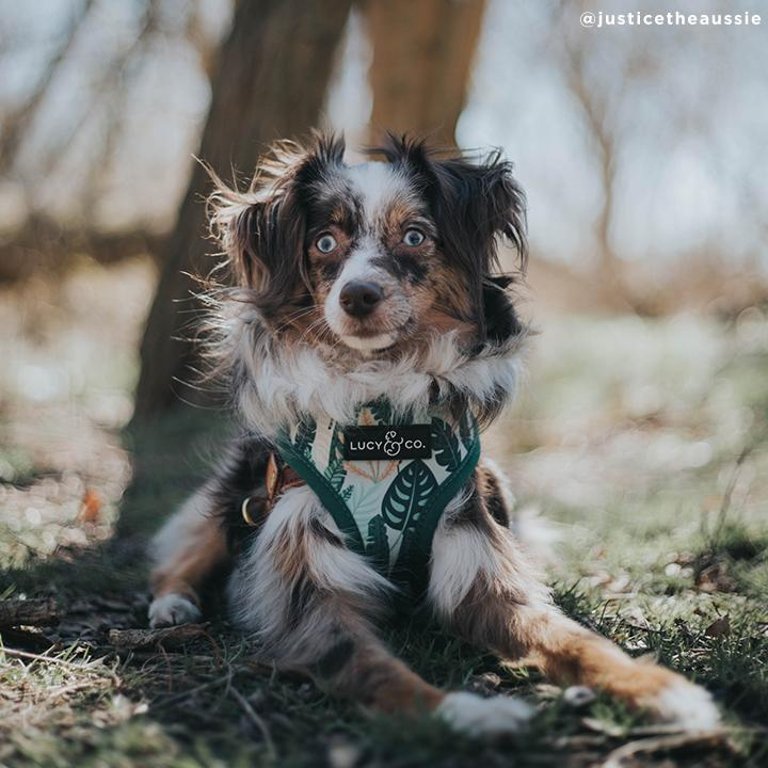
[
  {"left": 333, "top": 316, "right": 413, "bottom": 353},
  {"left": 338, "top": 331, "right": 398, "bottom": 352},
  {"left": 324, "top": 287, "right": 414, "bottom": 354}
]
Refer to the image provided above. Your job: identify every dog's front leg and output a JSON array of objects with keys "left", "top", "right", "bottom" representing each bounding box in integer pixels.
[
  {"left": 149, "top": 488, "right": 229, "bottom": 627},
  {"left": 228, "top": 486, "right": 533, "bottom": 734},
  {"left": 429, "top": 492, "right": 721, "bottom": 731}
]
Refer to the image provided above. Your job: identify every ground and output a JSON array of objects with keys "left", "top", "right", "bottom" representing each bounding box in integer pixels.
[{"left": 1, "top": 260, "right": 766, "bottom": 767}]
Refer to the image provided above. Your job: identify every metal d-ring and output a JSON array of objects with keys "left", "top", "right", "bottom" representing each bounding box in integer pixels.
[{"left": 241, "top": 496, "right": 259, "bottom": 526}]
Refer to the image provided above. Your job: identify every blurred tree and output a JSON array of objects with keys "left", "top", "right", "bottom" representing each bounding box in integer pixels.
[
  {"left": 0, "top": 0, "right": 95, "bottom": 171},
  {"left": 132, "top": 0, "right": 354, "bottom": 417},
  {"left": 0, "top": 0, "right": 490, "bottom": 394},
  {"left": 543, "top": 0, "right": 750, "bottom": 312},
  {"left": 0, "top": 0, "right": 221, "bottom": 281},
  {"left": 133, "top": 0, "right": 488, "bottom": 418},
  {"left": 366, "top": 0, "right": 486, "bottom": 147}
]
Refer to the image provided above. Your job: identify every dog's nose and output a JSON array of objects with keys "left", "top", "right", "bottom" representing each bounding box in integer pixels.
[{"left": 339, "top": 281, "right": 384, "bottom": 317}]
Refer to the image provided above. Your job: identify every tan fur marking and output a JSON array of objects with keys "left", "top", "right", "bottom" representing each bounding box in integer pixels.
[
  {"left": 150, "top": 512, "right": 227, "bottom": 606},
  {"left": 442, "top": 549, "right": 701, "bottom": 717},
  {"left": 346, "top": 647, "right": 445, "bottom": 713},
  {"left": 381, "top": 199, "right": 426, "bottom": 235},
  {"left": 524, "top": 614, "right": 684, "bottom": 703}
]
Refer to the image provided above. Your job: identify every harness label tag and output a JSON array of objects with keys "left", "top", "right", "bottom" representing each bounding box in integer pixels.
[{"left": 342, "top": 425, "right": 432, "bottom": 460}]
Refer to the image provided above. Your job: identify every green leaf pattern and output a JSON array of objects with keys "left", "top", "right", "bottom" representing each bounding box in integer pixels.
[
  {"left": 328, "top": 426, "right": 345, "bottom": 463},
  {"left": 366, "top": 515, "right": 390, "bottom": 573},
  {"left": 294, "top": 418, "right": 316, "bottom": 460},
  {"left": 381, "top": 460, "right": 438, "bottom": 531},
  {"left": 284, "top": 402, "right": 478, "bottom": 577},
  {"left": 431, "top": 417, "right": 462, "bottom": 472},
  {"left": 367, "top": 399, "right": 393, "bottom": 425},
  {"left": 325, "top": 457, "right": 347, "bottom": 491}
]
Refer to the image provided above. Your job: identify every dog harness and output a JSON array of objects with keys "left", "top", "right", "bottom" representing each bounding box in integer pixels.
[{"left": 274, "top": 401, "right": 481, "bottom": 591}]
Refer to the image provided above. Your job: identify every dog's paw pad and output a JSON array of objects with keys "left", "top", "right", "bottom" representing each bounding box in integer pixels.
[
  {"left": 436, "top": 691, "right": 534, "bottom": 737},
  {"left": 650, "top": 681, "right": 720, "bottom": 731},
  {"left": 148, "top": 593, "right": 201, "bottom": 628}
]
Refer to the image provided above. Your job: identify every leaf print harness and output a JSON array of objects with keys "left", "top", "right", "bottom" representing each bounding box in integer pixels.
[{"left": 275, "top": 402, "right": 481, "bottom": 592}]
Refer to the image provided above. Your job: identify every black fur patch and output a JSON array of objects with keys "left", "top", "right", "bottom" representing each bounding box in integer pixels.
[
  {"left": 288, "top": 574, "right": 317, "bottom": 627},
  {"left": 482, "top": 471, "right": 510, "bottom": 528},
  {"left": 208, "top": 435, "right": 274, "bottom": 553},
  {"left": 371, "top": 253, "right": 428, "bottom": 284},
  {"left": 312, "top": 637, "right": 356, "bottom": 678},
  {"left": 482, "top": 278, "right": 523, "bottom": 344},
  {"left": 319, "top": 261, "right": 342, "bottom": 282},
  {"left": 451, "top": 481, "right": 489, "bottom": 532},
  {"left": 309, "top": 517, "right": 344, "bottom": 547}
]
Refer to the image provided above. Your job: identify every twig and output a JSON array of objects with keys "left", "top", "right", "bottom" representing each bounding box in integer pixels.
[
  {"left": 153, "top": 671, "right": 233, "bottom": 708},
  {"left": 230, "top": 686, "right": 277, "bottom": 759},
  {"left": 108, "top": 625, "right": 208, "bottom": 650},
  {"left": 711, "top": 444, "right": 753, "bottom": 543},
  {"left": 602, "top": 730, "right": 727, "bottom": 767}
]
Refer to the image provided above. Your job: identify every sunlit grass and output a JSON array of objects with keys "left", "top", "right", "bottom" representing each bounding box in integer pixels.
[{"left": 1, "top": 267, "right": 767, "bottom": 765}]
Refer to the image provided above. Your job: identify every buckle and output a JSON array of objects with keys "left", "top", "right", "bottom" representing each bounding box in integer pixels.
[{"left": 241, "top": 453, "right": 304, "bottom": 526}]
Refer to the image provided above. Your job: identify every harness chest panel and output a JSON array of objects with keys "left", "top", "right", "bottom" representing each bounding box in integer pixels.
[{"left": 276, "top": 402, "right": 480, "bottom": 588}]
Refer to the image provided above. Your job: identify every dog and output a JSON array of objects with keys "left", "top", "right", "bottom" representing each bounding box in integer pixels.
[{"left": 147, "top": 133, "right": 719, "bottom": 736}]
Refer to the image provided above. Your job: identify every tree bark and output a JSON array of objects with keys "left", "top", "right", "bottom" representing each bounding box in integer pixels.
[
  {"left": 366, "top": 0, "right": 486, "bottom": 147},
  {"left": 132, "top": 0, "right": 353, "bottom": 419}
]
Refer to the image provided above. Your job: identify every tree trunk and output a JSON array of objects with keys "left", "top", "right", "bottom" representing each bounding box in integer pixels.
[
  {"left": 132, "top": 0, "right": 353, "bottom": 419},
  {"left": 366, "top": 0, "right": 486, "bottom": 147}
]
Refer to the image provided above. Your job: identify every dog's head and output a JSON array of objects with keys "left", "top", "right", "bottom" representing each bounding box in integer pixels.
[{"left": 210, "top": 133, "right": 526, "bottom": 358}]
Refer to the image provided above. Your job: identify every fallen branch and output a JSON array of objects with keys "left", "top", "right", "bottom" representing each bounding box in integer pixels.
[
  {"left": 0, "top": 598, "right": 59, "bottom": 627},
  {"left": 108, "top": 625, "right": 208, "bottom": 650}
]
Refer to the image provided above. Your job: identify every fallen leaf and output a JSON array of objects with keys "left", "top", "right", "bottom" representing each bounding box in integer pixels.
[
  {"left": 705, "top": 615, "right": 731, "bottom": 637},
  {"left": 695, "top": 561, "right": 737, "bottom": 593}
]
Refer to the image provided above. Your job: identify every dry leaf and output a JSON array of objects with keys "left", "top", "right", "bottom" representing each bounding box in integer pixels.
[{"left": 705, "top": 615, "right": 731, "bottom": 637}]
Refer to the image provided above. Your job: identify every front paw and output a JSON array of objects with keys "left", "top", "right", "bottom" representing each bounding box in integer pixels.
[
  {"left": 148, "top": 593, "right": 202, "bottom": 628},
  {"left": 435, "top": 691, "right": 535, "bottom": 737}
]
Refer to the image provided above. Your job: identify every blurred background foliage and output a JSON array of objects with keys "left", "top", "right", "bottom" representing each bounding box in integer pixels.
[
  {"left": 0, "top": 0, "right": 766, "bottom": 548},
  {"left": 1, "top": 2, "right": 767, "bottom": 764}
]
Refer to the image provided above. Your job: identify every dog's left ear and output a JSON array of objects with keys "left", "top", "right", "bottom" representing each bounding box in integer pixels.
[
  {"left": 380, "top": 136, "right": 527, "bottom": 275},
  {"left": 429, "top": 149, "right": 527, "bottom": 277},
  {"left": 471, "top": 152, "right": 528, "bottom": 271},
  {"left": 379, "top": 136, "right": 527, "bottom": 340}
]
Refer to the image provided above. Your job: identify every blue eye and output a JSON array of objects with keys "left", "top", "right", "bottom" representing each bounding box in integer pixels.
[
  {"left": 316, "top": 234, "right": 338, "bottom": 253},
  {"left": 403, "top": 229, "right": 425, "bottom": 247}
]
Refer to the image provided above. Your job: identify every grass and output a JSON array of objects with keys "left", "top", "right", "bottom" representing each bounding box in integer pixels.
[{"left": 1, "top": 265, "right": 767, "bottom": 766}]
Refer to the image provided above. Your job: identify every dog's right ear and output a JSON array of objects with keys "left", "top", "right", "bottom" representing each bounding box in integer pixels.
[{"left": 207, "top": 134, "right": 345, "bottom": 317}]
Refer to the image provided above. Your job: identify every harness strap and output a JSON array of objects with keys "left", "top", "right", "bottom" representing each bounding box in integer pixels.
[
  {"left": 240, "top": 404, "right": 481, "bottom": 597},
  {"left": 275, "top": 420, "right": 481, "bottom": 595},
  {"left": 275, "top": 436, "right": 366, "bottom": 553}
]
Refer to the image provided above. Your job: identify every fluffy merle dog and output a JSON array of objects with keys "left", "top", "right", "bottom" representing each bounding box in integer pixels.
[{"left": 148, "top": 134, "right": 719, "bottom": 736}]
